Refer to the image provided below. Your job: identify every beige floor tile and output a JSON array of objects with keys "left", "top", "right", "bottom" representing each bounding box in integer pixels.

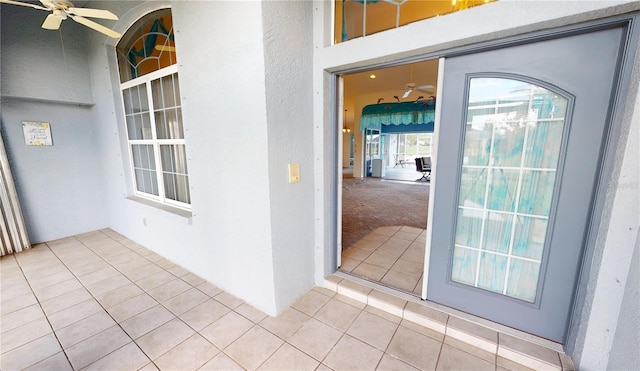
[
  {"left": 154, "top": 334, "right": 219, "bottom": 370},
  {"left": 260, "top": 307, "right": 310, "bottom": 340},
  {"left": 33, "top": 277, "right": 83, "bottom": 302},
  {"left": 373, "top": 226, "right": 403, "bottom": 236},
  {"left": 0, "top": 304, "right": 45, "bottom": 333},
  {"left": 107, "top": 293, "right": 158, "bottom": 322},
  {"left": 376, "top": 243, "right": 410, "bottom": 258},
  {"left": 147, "top": 278, "right": 192, "bottom": 302},
  {"left": 400, "top": 319, "right": 445, "bottom": 342},
  {"left": 1, "top": 316, "right": 53, "bottom": 353},
  {"left": 436, "top": 343, "right": 495, "bottom": 370},
  {"left": 179, "top": 299, "right": 230, "bottom": 331},
  {"left": 235, "top": 302, "right": 268, "bottom": 323},
  {"left": 47, "top": 299, "right": 103, "bottom": 330},
  {"left": 323, "top": 335, "right": 384, "bottom": 371},
  {"left": 65, "top": 326, "right": 131, "bottom": 370},
  {"left": 364, "top": 305, "right": 403, "bottom": 324},
  {"left": 498, "top": 333, "right": 561, "bottom": 370},
  {"left": 1, "top": 290, "right": 38, "bottom": 315},
  {"left": 376, "top": 353, "right": 420, "bottom": 370},
  {"left": 287, "top": 318, "right": 343, "bottom": 361},
  {"left": 394, "top": 231, "right": 421, "bottom": 242},
  {"left": 196, "top": 281, "right": 223, "bottom": 297},
  {"left": 225, "top": 326, "right": 283, "bottom": 370},
  {"left": 181, "top": 272, "right": 206, "bottom": 286},
  {"left": 77, "top": 266, "right": 121, "bottom": 286},
  {"left": 200, "top": 311, "right": 254, "bottom": 349},
  {"left": 84, "top": 273, "right": 131, "bottom": 297},
  {"left": 386, "top": 325, "right": 442, "bottom": 370},
  {"left": 82, "top": 342, "right": 151, "bottom": 371},
  {"left": 163, "top": 288, "right": 209, "bottom": 315},
  {"left": 27, "top": 269, "right": 74, "bottom": 289},
  {"left": 343, "top": 247, "right": 373, "bottom": 261},
  {"left": 313, "top": 297, "right": 361, "bottom": 332},
  {"left": 352, "top": 262, "right": 389, "bottom": 281},
  {"left": 55, "top": 311, "right": 116, "bottom": 349},
  {"left": 40, "top": 287, "right": 92, "bottom": 316},
  {"left": 0, "top": 333, "right": 62, "bottom": 370},
  {"left": 1, "top": 280, "right": 32, "bottom": 301},
  {"left": 199, "top": 352, "right": 245, "bottom": 370},
  {"left": 400, "top": 246, "right": 425, "bottom": 262},
  {"left": 120, "top": 304, "right": 175, "bottom": 339},
  {"left": 390, "top": 258, "right": 424, "bottom": 278},
  {"left": 497, "top": 356, "right": 537, "bottom": 371},
  {"left": 134, "top": 270, "right": 176, "bottom": 291},
  {"left": 444, "top": 336, "right": 496, "bottom": 364},
  {"left": 259, "top": 343, "right": 320, "bottom": 370},
  {"left": 381, "top": 270, "right": 420, "bottom": 293},
  {"left": 362, "top": 233, "right": 391, "bottom": 245},
  {"left": 213, "top": 291, "right": 244, "bottom": 309},
  {"left": 123, "top": 262, "right": 163, "bottom": 282},
  {"left": 111, "top": 255, "right": 151, "bottom": 273},
  {"left": 339, "top": 256, "right": 360, "bottom": 272},
  {"left": 66, "top": 260, "right": 110, "bottom": 277},
  {"left": 291, "top": 290, "right": 331, "bottom": 316},
  {"left": 167, "top": 264, "right": 190, "bottom": 277},
  {"left": 23, "top": 351, "right": 72, "bottom": 371},
  {"left": 364, "top": 252, "right": 398, "bottom": 269},
  {"left": 96, "top": 283, "right": 144, "bottom": 308},
  {"left": 347, "top": 310, "right": 399, "bottom": 351},
  {"left": 135, "top": 318, "right": 195, "bottom": 360}
]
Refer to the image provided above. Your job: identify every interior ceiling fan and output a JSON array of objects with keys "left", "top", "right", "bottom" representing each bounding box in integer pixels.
[
  {"left": 0, "top": 0, "right": 121, "bottom": 38},
  {"left": 400, "top": 64, "right": 434, "bottom": 98}
]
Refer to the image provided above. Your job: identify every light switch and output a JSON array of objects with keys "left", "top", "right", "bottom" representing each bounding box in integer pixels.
[{"left": 288, "top": 163, "right": 300, "bottom": 183}]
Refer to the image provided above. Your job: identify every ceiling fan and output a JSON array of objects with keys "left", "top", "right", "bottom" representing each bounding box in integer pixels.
[
  {"left": 0, "top": 0, "right": 121, "bottom": 38},
  {"left": 400, "top": 64, "right": 434, "bottom": 98},
  {"left": 402, "top": 82, "right": 434, "bottom": 99}
]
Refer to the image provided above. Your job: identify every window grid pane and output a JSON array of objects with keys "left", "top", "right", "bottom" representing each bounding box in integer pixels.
[{"left": 451, "top": 78, "right": 568, "bottom": 303}]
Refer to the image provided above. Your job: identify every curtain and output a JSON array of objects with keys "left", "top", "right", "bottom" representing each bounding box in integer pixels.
[{"left": 0, "top": 131, "right": 30, "bottom": 256}]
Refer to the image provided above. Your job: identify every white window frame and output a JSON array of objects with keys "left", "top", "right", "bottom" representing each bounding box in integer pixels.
[{"left": 120, "top": 64, "right": 190, "bottom": 211}]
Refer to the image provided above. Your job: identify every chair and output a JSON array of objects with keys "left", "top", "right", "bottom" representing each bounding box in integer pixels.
[{"left": 415, "top": 156, "right": 431, "bottom": 181}]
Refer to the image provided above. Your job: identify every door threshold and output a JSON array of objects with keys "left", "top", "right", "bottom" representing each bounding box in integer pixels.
[{"left": 328, "top": 271, "right": 574, "bottom": 371}]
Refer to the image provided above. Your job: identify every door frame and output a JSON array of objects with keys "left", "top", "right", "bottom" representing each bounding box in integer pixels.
[{"left": 331, "top": 12, "right": 640, "bottom": 350}]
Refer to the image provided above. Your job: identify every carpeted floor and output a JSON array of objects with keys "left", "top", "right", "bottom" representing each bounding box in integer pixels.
[{"left": 341, "top": 178, "right": 430, "bottom": 249}]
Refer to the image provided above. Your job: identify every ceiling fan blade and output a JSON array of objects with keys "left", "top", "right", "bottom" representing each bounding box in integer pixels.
[
  {"left": 402, "top": 89, "right": 412, "bottom": 99},
  {"left": 416, "top": 84, "right": 434, "bottom": 89},
  {"left": 0, "top": 0, "right": 48, "bottom": 11},
  {"left": 41, "top": 13, "right": 62, "bottom": 29},
  {"left": 67, "top": 7, "right": 118, "bottom": 20},
  {"left": 69, "top": 14, "right": 121, "bottom": 38}
]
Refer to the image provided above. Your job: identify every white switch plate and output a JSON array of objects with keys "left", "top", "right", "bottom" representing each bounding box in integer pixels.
[{"left": 288, "top": 163, "right": 300, "bottom": 183}]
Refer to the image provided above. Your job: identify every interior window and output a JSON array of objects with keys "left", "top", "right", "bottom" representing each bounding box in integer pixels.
[{"left": 116, "top": 9, "right": 190, "bottom": 209}]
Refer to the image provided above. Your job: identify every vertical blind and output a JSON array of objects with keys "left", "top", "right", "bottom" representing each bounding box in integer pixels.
[{"left": 0, "top": 131, "right": 30, "bottom": 256}]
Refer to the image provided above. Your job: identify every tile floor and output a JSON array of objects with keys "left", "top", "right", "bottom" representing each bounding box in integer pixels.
[
  {"left": 341, "top": 226, "right": 426, "bottom": 295},
  {"left": 1, "top": 229, "right": 557, "bottom": 370}
]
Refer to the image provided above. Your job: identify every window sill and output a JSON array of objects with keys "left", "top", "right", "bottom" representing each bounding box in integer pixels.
[{"left": 126, "top": 196, "right": 193, "bottom": 219}]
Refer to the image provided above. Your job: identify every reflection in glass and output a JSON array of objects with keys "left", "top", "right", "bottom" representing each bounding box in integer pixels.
[{"left": 450, "top": 77, "right": 568, "bottom": 303}]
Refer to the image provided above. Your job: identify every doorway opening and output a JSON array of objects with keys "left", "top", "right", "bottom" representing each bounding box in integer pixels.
[{"left": 339, "top": 59, "right": 439, "bottom": 296}]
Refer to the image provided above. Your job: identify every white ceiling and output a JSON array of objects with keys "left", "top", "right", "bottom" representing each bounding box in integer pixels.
[{"left": 343, "top": 59, "right": 439, "bottom": 104}]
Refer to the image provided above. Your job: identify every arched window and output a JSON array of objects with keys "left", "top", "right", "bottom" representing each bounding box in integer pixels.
[{"left": 116, "top": 9, "right": 190, "bottom": 209}]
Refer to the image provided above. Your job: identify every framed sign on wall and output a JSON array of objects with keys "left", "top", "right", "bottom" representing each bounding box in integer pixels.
[{"left": 22, "top": 121, "right": 53, "bottom": 146}]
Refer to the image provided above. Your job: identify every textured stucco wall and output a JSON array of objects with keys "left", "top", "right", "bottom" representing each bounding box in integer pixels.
[{"left": 262, "top": 0, "right": 316, "bottom": 312}]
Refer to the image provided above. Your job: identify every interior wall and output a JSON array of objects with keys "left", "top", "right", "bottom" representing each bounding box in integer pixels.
[
  {"left": 0, "top": 6, "right": 107, "bottom": 243},
  {"left": 313, "top": 0, "right": 640, "bottom": 368}
]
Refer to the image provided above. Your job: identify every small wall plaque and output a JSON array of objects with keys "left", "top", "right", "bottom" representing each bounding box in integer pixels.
[{"left": 22, "top": 121, "right": 53, "bottom": 146}]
